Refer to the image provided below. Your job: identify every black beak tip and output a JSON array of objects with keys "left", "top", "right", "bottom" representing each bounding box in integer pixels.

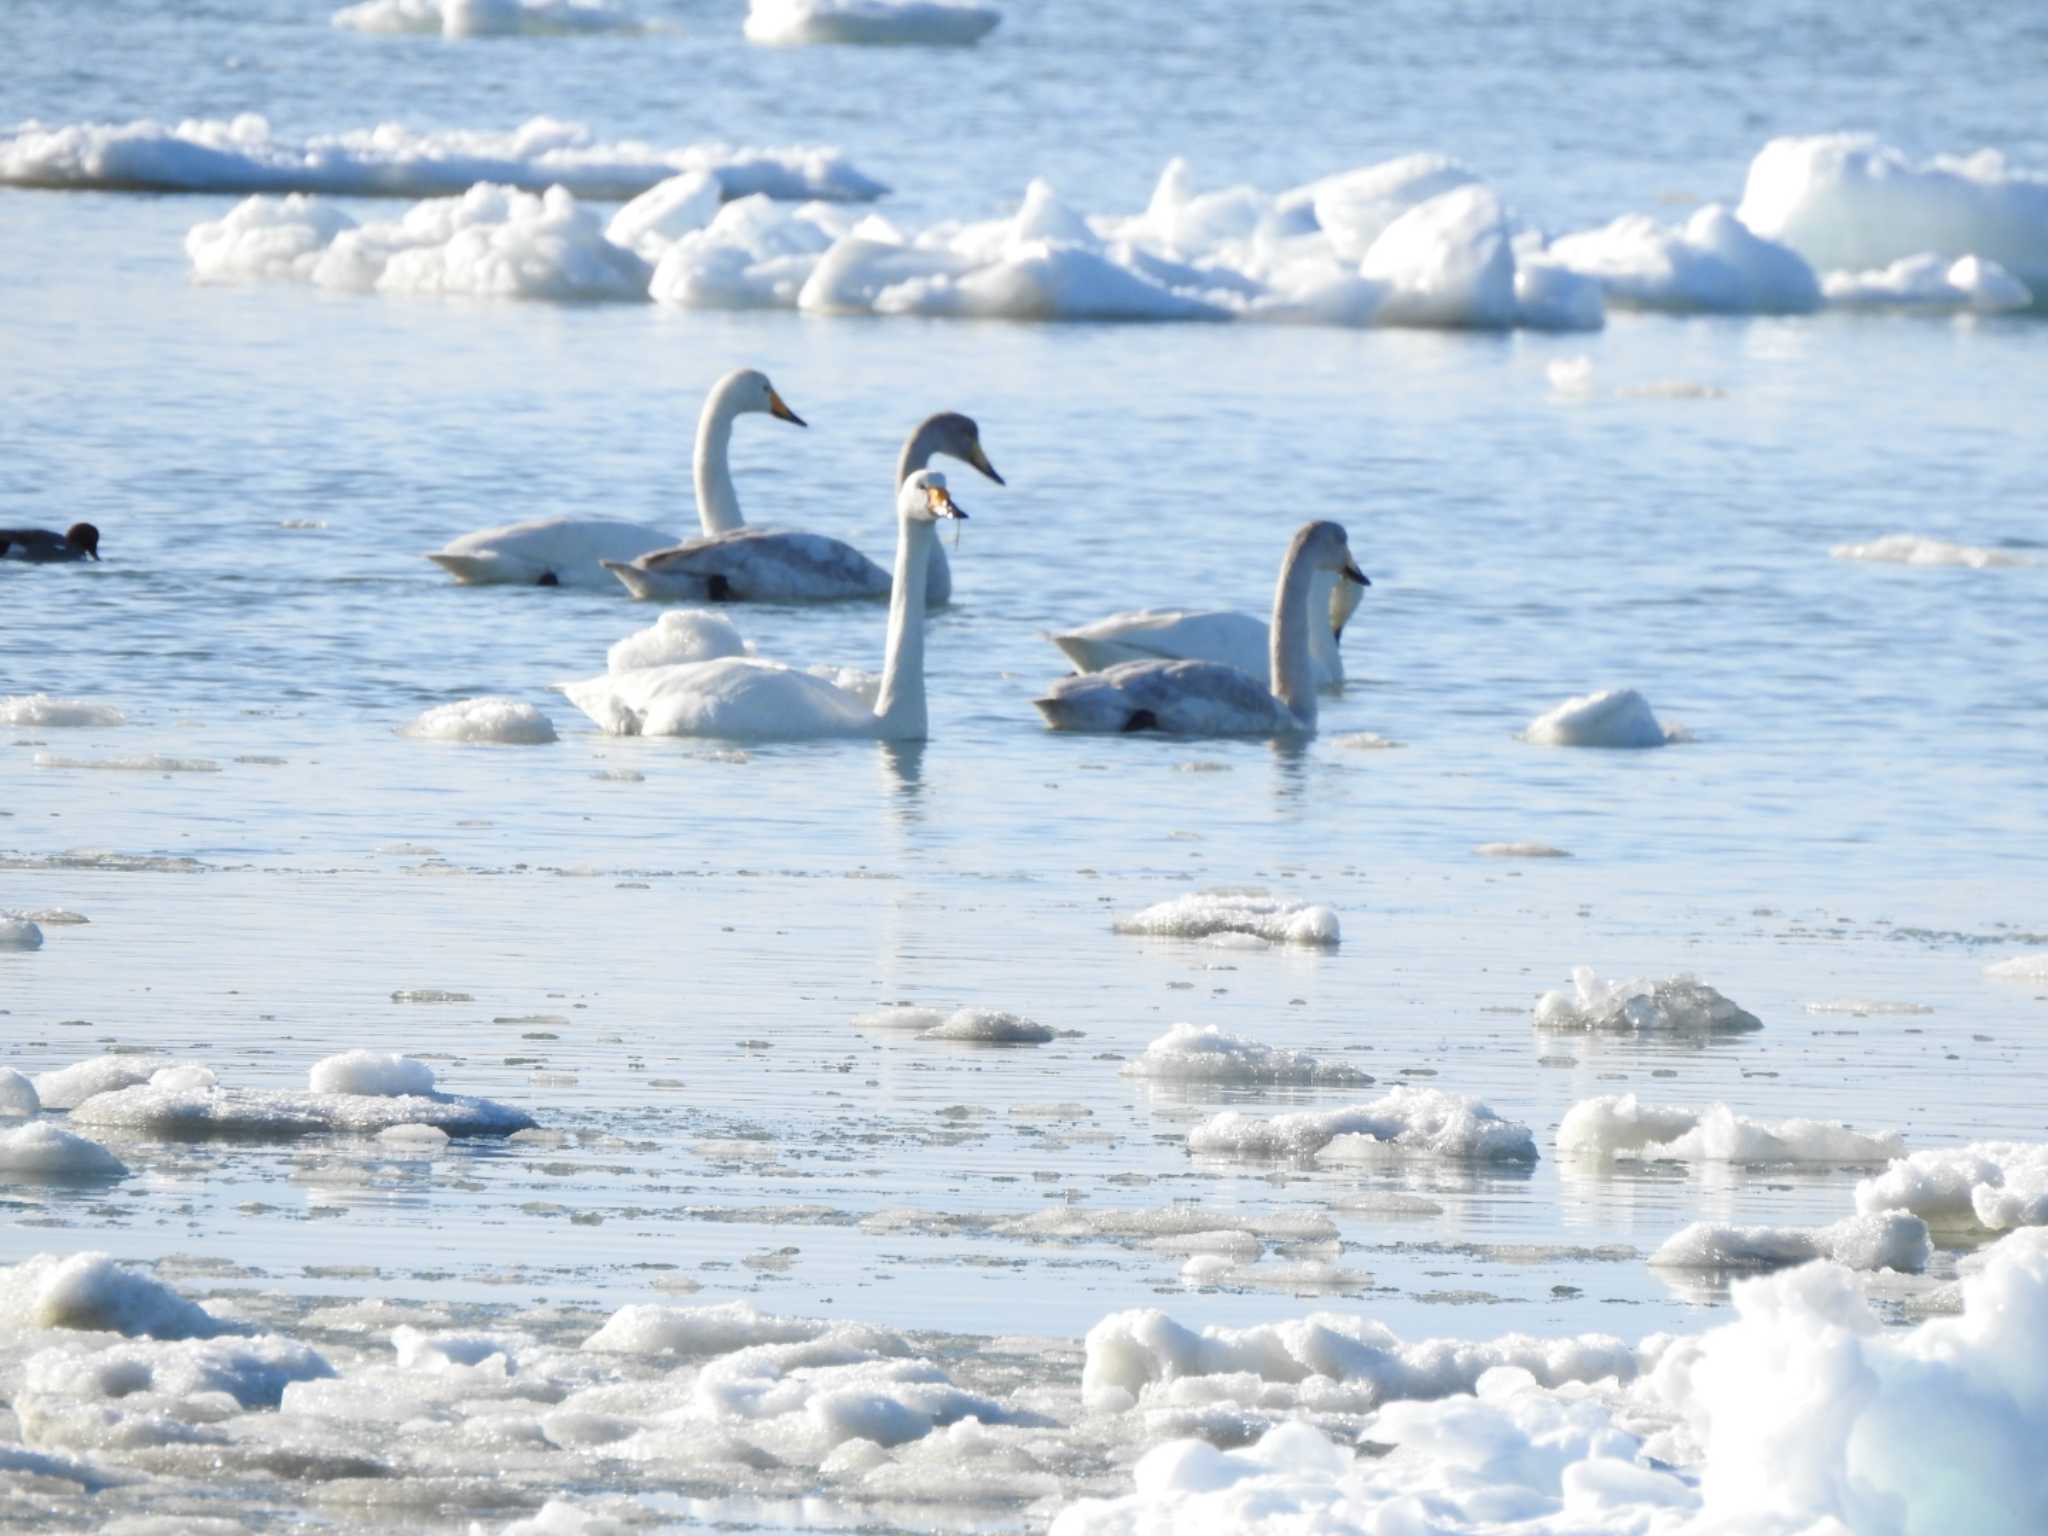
[
  {"left": 788, "top": 411, "right": 808, "bottom": 429},
  {"left": 953, "top": 507, "right": 970, "bottom": 520}
]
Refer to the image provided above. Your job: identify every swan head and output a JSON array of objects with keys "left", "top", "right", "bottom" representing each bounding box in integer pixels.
[
  {"left": 1293, "top": 520, "right": 1367, "bottom": 589},
  {"left": 67, "top": 523, "right": 101, "bottom": 560},
  {"left": 1330, "top": 567, "right": 1368, "bottom": 640},
  {"left": 920, "top": 412, "right": 1004, "bottom": 485},
  {"left": 720, "top": 368, "right": 806, "bottom": 427},
  {"left": 900, "top": 469, "right": 968, "bottom": 524}
]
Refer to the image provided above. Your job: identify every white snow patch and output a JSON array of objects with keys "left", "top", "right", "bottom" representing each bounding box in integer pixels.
[
  {"left": 1187, "top": 1086, "right": 1536, "bottom": 1164},
  {"left": 333, "top": 0, "right": 643, "bottom": 37},
  {"left": 604, "top": 171, "right": 725, "bottom": 259},
  {"left": 1824, "top": 252, "right": 2033, "bottom": 312},
  {"left": 2, "top": 115, "right": 887, "bottom": 202},
  {"left": 308, "top": 1051, "right": 437, "bottom": 1097},
  {"left": 1120, "top": 1023, "right": 1372, "bottom": 1086},
  {"left": 1857, "top": 1142, "right": 2048, "bottom": 1232},
  {"left": 1650, "top": 1212, "right": 1931, "bottom": 1273},
  {"left": 745, "top": 0, "right": 1001, "bottom": 47},
  {"left": 582, "top": 1299, "right": 893, "bottom": 1356},
  {"left": 1986, "top": 952, "right": 2048, "bottom": 981},
  {"left": 1831, "top": 533, "right": 2033, "bottom": 569},
  {"left": 0, "top": 694, "right": 125, "bottom": 727},
  {"left": 0, "top": 1252, "right": 219, "bottom": 1337},
  {"left": 403, "top": 696, "right": 557, "bottom": 744},
  {"left": 605, "top": 608, "right": 749, "bottom": 672},
  {"left": 1558, "top": 1095, "right": 1901, "bottom": 1163},
  {"left": 0, "top": 1123, "right": 129, "bottom": 1181},
  {"left": 1534, "top": 967, "right": 1762, "bottom": 1033},
  {"left": 1114, "top": 891, "right": 1339, "bottom": 948},
  {"left": 1520, "top": 688, "right": 1675, "bottom": 748},
  {"left": 33, "top": 1055, "right": 172, "bottom": 1110},
  {"left": 1547, "top": 203, "right": 1820, "bottom": 313}
]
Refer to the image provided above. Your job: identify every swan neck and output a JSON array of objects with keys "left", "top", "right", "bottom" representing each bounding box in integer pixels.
[
  {"left": 1306, "top": 567, "right": 1338, "bottom": 675},
  {"left": 693, "top": 384, "right": 746, "bottom": 536},
  {"left": 895, "top": 423, "right": 951, "bottom": 604},
  {"left": 874, "top": 516, "right": 936, "bottom": 738},
  {"left": 1269, "top": 542, "right": 1320, "bottom": 728}
]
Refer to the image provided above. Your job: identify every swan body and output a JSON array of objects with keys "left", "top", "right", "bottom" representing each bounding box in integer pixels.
[
  {"left": 0, "top": 523, "right": 100, "bottom": 563},
  {"left": 1050, "top": 571, "right": 1365, "bottom": 687},
  {"left": 426, "top": 368, "right": 803, "bottom": 587},
  {"left": 605, "top": 609, "right": 750, "bottom": 673},
  {"left": 604, "top": 411, "right": 1002, "bottom": 605},
  {"left": 563, "top": 471, "right": 967, "bottom": 741},
  {"left": 1035, "top": 521, "right": 1368, "bottom": 737}
]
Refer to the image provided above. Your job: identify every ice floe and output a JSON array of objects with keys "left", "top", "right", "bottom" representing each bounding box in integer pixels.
[
  {"left": 1557, "top": 1094, "right": 1902, "bottom": 1163},
  {"left": 307, "top": 1051, "right": 438, "bottom": 1097},
  {"left": 64, "top": 1063, "right": 535, "bottom": 1140},
  {"left": 2, "top": 116, "right": 886, "bottom": 201},
  {"left": 403, "top": 697, "right": 558, "bottom": 744},
  {"left": 33, "top": 752, "right": 220, "bottom": 772},
  {"left": 1831, "top": 533, "right": 2034, "bottom": 569},
  {"left": 1533, "top": 966, "right": 1763, "bottom": 1033},
  {"left": 33, "top": 1056, "right": 178, "bottom": 1110},
  {"left": 1474, "top": 840, "right": 1570, "bottom": 858},
  {"left": 1737, "top": 133, "right": 2048, "bottom": 292},
  {"left": 1986, "top": 951, "right": 2048, "bottom": 980},
  {"left": 188, "top": 185, "right": 652, "bottom": 300},
  {"left": 333, "top": 0, "right": 644, "bottom": 37},
  {"left": 1187, "top": 1086, "right": 1537, "bottom": 1164},
  {"left": 1113, "top": 891, "right": 1339, "bottom": 948},
  {"left": 1824, "top": 251, "right": 2033, "bottom": 311},
  {"left": 1805, "top": 997, "right": 1934, "bottom": 1015},
  {"left": 1120, "top": 1023, "right": 1372, "bottom": 1086},
  {"left": 0, "top": 1253, "right": 222, "bottom": 1337},
  {"left": 0, "top": 1123, "right": 129, "bottom": 1181},
  {"left": 745, "top": 0, "right": 1001, "bottom": 47},
  {"left": 0, "top": 1068, "right": 38, "bottom": 1115},
  {"left": 1856, "top": 1141, "right": 2048, "bottom": 1231},
  {"left": 0, "top": 693, "right": 124, "bottom": 727},
  {"left": 918, "top": 1008, "right": 1056, "bottom": 1044},
  {"left": 1545, "top": 203, "right": 1820, "bottom": 313},
  {"left": 1650, "top": 1211, "right": 1931, "bottom": 1273},
  {"left": 605, "top": 610, "right": 751, "bottom": 672},
  {"left": 0, "top": 917, "right": 44, "bottom": 950},
  {"left": 1520, "top": 688, "right": 1676, "bottom": 748}
]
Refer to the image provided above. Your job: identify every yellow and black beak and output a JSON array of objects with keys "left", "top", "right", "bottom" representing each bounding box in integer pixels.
[
  {"left": 925, "top": 484, "right": 968, "bottom": 520},
  {"left": 965, "top": 440, "right": 1004, "bottom": 486},
  {"left": 768, "top": 388, "right": 806, "bottom": 428},
  {"left": 1343, "top": 562, "right": 1370, "bottom": 586}
]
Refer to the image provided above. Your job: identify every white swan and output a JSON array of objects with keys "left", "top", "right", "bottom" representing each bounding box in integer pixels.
[
  {"left": 561, "top": 471, "right": 967, "bottom": 740},
  {"left": 601, "top": 412, "right": 1001, "bottom": 606},
  {"left": 1034, "top": 522, "right": 1368, "bottom": 737},
  {"left": 425, "top": 368, "right": 804, "bottom": 587},
  {"left": 1048, "top": 569, "right": 1367, "bottom": 688}
]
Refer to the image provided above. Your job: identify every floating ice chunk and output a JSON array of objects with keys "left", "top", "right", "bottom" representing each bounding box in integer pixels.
[
  {"left": 744, "top": 0, "right": 1001, "bottom": 47},
  {"left": 1805, "top": 998, "right": 1934, "bottom": 1015},
  {"left": 1830, "top": 533, "right": 2033, "bottom": 569},
  {"left": 1475, "top": 841, "right": 1571, "bottom": 858},
  {"left": 0, "top": 1124, "right": 129, "bottom": 1181},
  {"left": 1558, "top": 1094, "right": 1902, "bottom": 1163},
  {"left": 33, "top": 1055, "right": 171, "bottom": 1109},
  {"left": 22, "top": 1333, "right": 333, "bottom": 1409},
  {"left": 0, "top": 1252, "right": 218, "bottom": 1336},
  {"left": 68, "top": 1081, "right": 534, "bottom": 1139},
  {"left": 1296, "top": 154, "right": 1481, "bottom": 262},
  {"left": 1079, "top": 1306, "right": 1636, "bottom": 1413},
  {"left": 17, "top": 907, "right": 89, "bottom": 925},
  {"left": 1187, "top": 1085, "right": 1537, "bottom": 1164},
  {"left": 1545, "top": 355, "right": 1596, "bottom": 397},
  {"left": 0, "top": 1069, "right": 38, "bottom": 1116},
  {"left": 850, "top": 1006, "right": 951, "bottom": 1031},
  {"left": 1534, "top": 966, "right": 1762, "bottom": 1033},
  {"left": 1824, "top": 252, "right": 2033, "bottom": 312},
  {"left": 148, "top": 1065, "right": 218, "bottom": 1092},
  {"left": 604, "top": 608, "right": 749, "bottom": 672},
  {"left": 491, "top": 1502, "right": 633, "bottom": 1536},
  {"left": 1120, "top": 1023, "right": 1372, "bottom": 1086},
  {"left": 0, "top": 694, "right": 125, "bottom": 727},
  {"left": 603, "top": 171, "right": 723, "bottom": 260},
  {"left": 1521, "top": 688, "right": 1674, "bottom": 748},
  {"left": 309, "top": 1051, "right": 437, "bottom": 1097},
  {"left": 191, "top": 185, "right": 651, "bottom": 301},
  {"left": 403, "top": 696, "right": 558, "bottom": 743},
  {"left": 1115, "top": 892, "right": 1339, "bottom": 948},
  {"left": 0, "top": 917, "right": 43, "bottom": 950},
  {"left": 1, "top": 116, "right": 888, "bottom": 202},
  {"left": 378, "top": 1122, "right": 451, "bottom": 1149},
  {"left": 333, "top": 0, "right": 643, "bottom": 37},
  {"left": 582, "top": 1299, "right": 893, "bottom": 1355},
  {"left": 1358, "top": 183, "right": 1517, "bottom": 329},
  {"left": 919, "top": 1009, "right": 1055, "bottom": 1044},
  {"left": 34, "top": 752, "right": 220, "bottom": 772},
  {"left": 1986, "top": 952, "right": 2048, "bottom": 980},
  {"left": 1856, "top": 1141, "right": 2048, "bottom": 1230},
  {"left": 1736, "top": 133, "right": 2048, "bottom": 291},
  {"left": 1546, "top": 204, "right": 1821, "bottom": 313},
  {"left": 1650, "top": 1211, "right": 1931, "bottom": 1273},
  {"left": 1001, "top": 1205, "right": 1337, "bottom": 1244}
]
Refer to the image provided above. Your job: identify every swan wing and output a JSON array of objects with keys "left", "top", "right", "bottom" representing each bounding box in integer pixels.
[
  {"left": 628, "top": 528, "right": 892, "bottom": 602},
  {"left": 563, "top": 658, "right": 876, "bottom": 740},
  {"left": 429, "top": 517, "right": 673, "bottom": 587},
  {"left": 1050, "top": 609, "right": 1270, "bottom": 676},
  {"left": 1034, "top": 660, "right": 1302, "bottom": 737}
]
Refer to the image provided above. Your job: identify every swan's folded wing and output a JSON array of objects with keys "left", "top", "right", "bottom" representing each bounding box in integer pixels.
[
  {"left": 563, "top": 658, "right": 876, "bottom": 739},
  {"left": 630, "top": 528, "right": 891, "bottom": 602},
  {"left": 1050, "top": 609, "right": 1269, "bottom": 675},
  {"left": 430, "top": 516, "right": 673, "bottom": 587},
  {"left": 1034, "top": 660, "right": 1299, "bottom": 736}
]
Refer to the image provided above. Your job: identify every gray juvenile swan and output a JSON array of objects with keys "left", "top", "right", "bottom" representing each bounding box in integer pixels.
[
  {"left": 0, "top": 523, "right": 100, "bottom": 562},
  {"left": 1034, "top": 522, "right": 1369, "bottom": 737},
  {"left": 601, "top": 411, "right": 1001, "bottom": 606},
  {"left": 425, "top": 368, "right": 804, "bottom": 587},
  {"left": 561, "top": 471, "right": 969, "bottom": 740}
]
